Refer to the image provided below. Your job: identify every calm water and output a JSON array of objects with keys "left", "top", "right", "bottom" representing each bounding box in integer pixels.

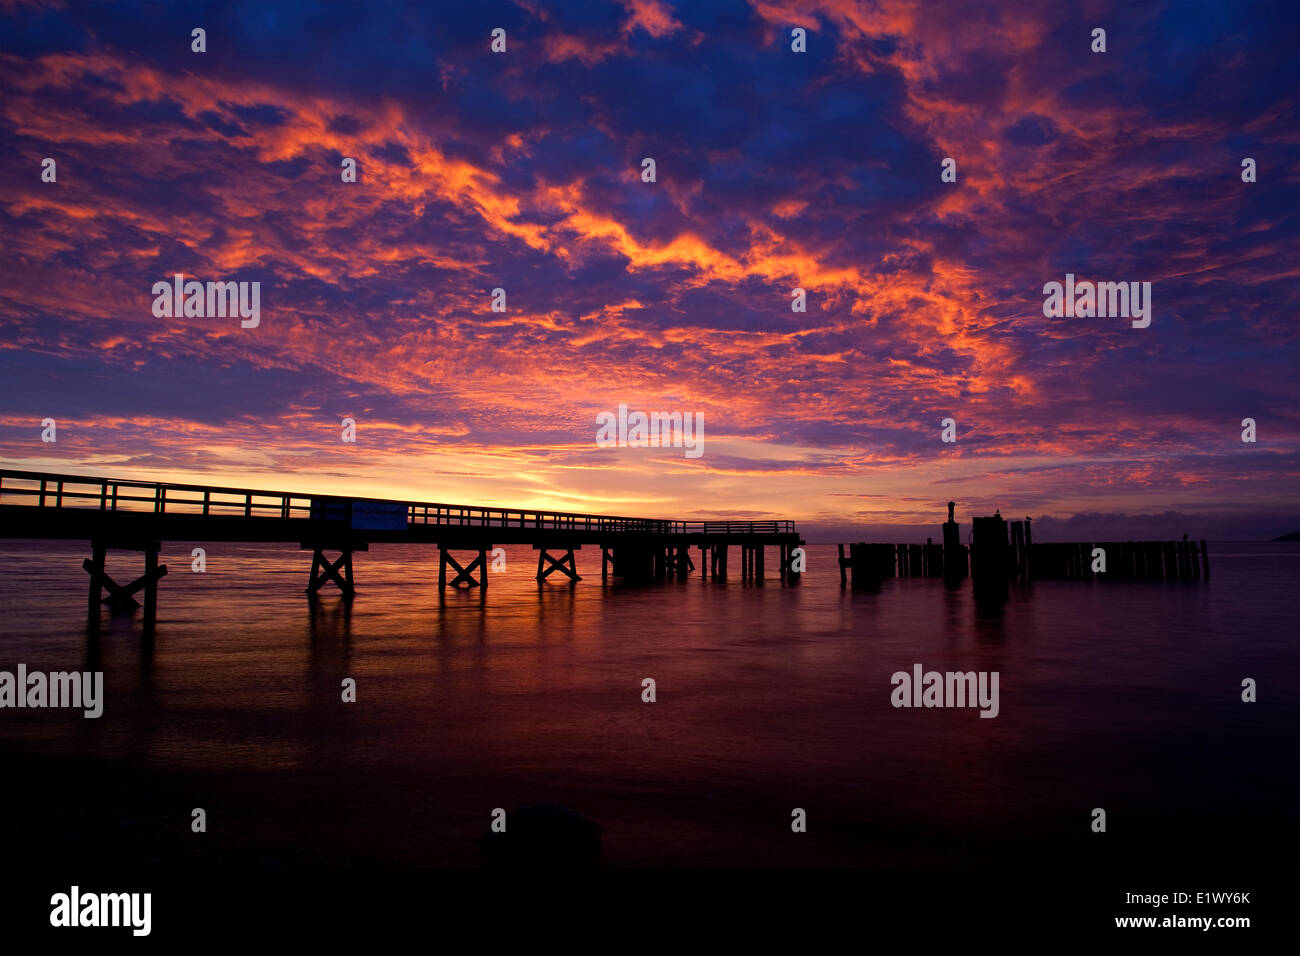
[{"left": 0, "top": 540, "right": 1296, "bottom": 867}]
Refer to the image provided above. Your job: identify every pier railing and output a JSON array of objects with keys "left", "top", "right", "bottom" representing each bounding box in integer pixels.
[{"left": 0, "top": 469, "right": 795, "bottom": 536}]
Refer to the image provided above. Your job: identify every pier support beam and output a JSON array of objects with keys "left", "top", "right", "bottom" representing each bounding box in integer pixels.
[
  {"left": 87, "top": 543, "right": 106, "bottom": 617},
  {"left": 302, "top": 540, "right": 367, "bottom": 597},
  {"left": 780, "top": 541, "right": 803, "bottom": 584},
  {"left": 661, "top": 544, "right": 690, "bottom": 581},
  {"left": 83, "top": 540, "right": 168, "bottom": 627},
  {"left": 307, "top": 548, "right": 355, "bottom": 596},
  {"left": 441, "top": 548, "right": 489, "bottom": 589},
  {"left": 942, "top": 503, "right": 964, "bottom": 586},
  {"left": 535, "top": 546, "right": 581, "bottom": 583},
  {"left": 971, "top": 513, "right": 1009, "bottom": 604},
  {"left": 1009, "top": 522, "right": 1026, "bottom": 581},
  {"left": 143, "top": 549, "right": 161, "bottom": 622},
  {"left": 608, "top": 545, "right": 654, "bottom": 583}
]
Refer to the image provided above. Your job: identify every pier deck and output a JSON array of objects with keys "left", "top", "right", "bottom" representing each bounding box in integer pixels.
[{"left": 0, "top": 469, "right": 804, "bottom": 626}]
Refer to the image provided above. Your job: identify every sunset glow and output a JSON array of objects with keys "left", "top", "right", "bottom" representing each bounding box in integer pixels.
[{"left": 1, "top": 1, "right": 1296, "bottom": 539}]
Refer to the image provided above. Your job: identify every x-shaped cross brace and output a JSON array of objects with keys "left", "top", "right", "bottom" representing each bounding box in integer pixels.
[
  {"left": 307, "top": 550, "right": 354, "bottom": 595},
  {"left": 537, "top": 549, "right": 582, "bottom": 582},
  {"left": 83, "top": 558, "right": 168, "bottom": 609},
  {"left": 445, "top": 552, "right": 485, "bottom": 588}
]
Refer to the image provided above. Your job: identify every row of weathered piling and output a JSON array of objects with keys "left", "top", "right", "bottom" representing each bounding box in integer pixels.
[
  {"left": 1023, "top": 539, "right": 1209, "bottom": 580},
  {"left": 837, "top": 541, "right": 967, "bottom": 584},
  {"left": 604, "top": 541, "right": 802, "bottom": 584},
  {"left": 839, "top": 503, "right": 1211, "bottom": 592}
]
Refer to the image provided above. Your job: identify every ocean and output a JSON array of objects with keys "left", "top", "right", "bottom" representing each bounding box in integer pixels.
[{"left": 0, "top": 540, "right": 1296, "bottom": 870}]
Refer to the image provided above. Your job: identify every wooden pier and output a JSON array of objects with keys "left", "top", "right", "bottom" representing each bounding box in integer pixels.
[{"left": 0, "top": 469, "right": 803, "bottom": 628}]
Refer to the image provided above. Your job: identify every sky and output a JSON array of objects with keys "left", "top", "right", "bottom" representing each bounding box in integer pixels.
[{"left": 0, "top": 0, "right": 1297, "bottom": 541}]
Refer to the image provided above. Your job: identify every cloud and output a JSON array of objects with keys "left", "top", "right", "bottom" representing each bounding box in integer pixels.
[{"left": 0, "top": 0, "right": 1296, "bottom": 530}]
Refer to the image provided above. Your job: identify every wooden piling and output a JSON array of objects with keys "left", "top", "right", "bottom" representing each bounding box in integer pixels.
[
  {"left": 143, "top": 549, "right": 159, "bottom": 624},
  {"left": 87, "top": 543, "right": 105, "bottom": 620},
  {"left": 942, "top": 505, "right": 962, "bottom": 585},
  {"left": 84, "top": 540, "right": 170, "bottom": 618},
  {"left": 536, "top": 546, "right": 581, "bottom": 583},
  {"left": 971, "top": 514, "right": 1009, "bottom": 601},
  {"left": 439, "top": 547, "right": 489, "bottom": 590}
]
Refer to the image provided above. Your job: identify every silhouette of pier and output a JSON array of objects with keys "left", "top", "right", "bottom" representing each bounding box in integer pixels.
[
  {"left": 839, "top": 501, "right": 1209, "bottom": 596},
  {"left": 0, "top": 469, "right": 803, "bottom": 628}
]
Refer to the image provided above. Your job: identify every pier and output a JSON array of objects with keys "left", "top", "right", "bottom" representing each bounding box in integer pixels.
[{"left": 0, "top": 469, "right": 804, "bottom": 629}]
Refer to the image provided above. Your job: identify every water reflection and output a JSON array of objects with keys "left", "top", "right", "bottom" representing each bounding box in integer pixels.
[{"left": 0, "top": 540, "right": 1293, "bottom": 867}]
